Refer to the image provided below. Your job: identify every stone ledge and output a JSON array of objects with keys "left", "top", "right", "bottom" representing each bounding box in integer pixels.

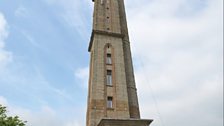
[
  {"left": 88, "top": 30, "right": 124, "bottom": 52},
  {"left": 98, "top": 118, "right": 153, "bottom": 126}
]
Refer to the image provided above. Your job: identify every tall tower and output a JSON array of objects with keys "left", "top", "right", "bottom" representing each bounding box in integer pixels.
[{"left": 87, "top": 0, "right": 153, "bottom": 126}]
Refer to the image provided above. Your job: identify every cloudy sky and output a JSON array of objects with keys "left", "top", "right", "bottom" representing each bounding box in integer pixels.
[{"left": 0, "top": 0, "right": 223, "bottom": 126}]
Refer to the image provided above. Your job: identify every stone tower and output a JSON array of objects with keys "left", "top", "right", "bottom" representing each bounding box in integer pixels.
[{"left": 86, "top": 0, "right": 153, "bottom": 126}]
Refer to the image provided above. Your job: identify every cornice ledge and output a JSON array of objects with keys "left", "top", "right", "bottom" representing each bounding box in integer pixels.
[{"left": 88, "top": 30, "right": 124, "bottom": 52}]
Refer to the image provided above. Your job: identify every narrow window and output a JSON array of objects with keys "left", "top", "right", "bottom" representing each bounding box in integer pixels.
[
  {"left": 106, "top": 54, "right": 112, "bottom": 64},
  {"left": 106, "top": 70, "right": 112, "bottom": 85},
  {"left": 107, "top": 97, "right": 113, "bottom": 108}
]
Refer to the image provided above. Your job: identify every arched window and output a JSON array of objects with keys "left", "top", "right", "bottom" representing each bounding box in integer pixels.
[
  {"left": 105, "top": 43, "right": 113, "bottom": 86},
  {"left": 105, "top": 43, "right": 112, "bottom": 65}
]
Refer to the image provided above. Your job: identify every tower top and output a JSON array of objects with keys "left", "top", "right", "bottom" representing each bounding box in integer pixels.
[{"left": 88, "top": 0, "right": 130, "bottom": 52}]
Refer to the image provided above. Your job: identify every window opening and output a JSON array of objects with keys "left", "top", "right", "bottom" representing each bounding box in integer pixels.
[
  {"left": 106, "top": 54, "right": 112, "bottom": 64},
  {"left": 107, "top": 97, "right": 113, "bottom": 108},
  {"left": 106, "top": 70, "right": 112, "bottom": 85}
]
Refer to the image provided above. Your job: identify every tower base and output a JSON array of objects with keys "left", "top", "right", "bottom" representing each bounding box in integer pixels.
[{"left": 98, "top": 118, "right": 153, "bottom": 126}]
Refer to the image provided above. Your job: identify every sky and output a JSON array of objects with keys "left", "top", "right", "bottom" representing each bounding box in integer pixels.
[{"left": 0, "top": 0, "right": 223, "bottom": 126}]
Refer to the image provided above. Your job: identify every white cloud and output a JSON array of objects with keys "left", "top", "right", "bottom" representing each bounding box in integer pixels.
[
  {"left": 21, "top": 30, "right": 40, "bottom": 47},
  {"left": 0, "top": 96, "right": 84, "bottom": 126},
  {"left": 74, "top": 66, "right": 89, "bottom": 88},
  {"left": 0, "top": 13, "right": 8, "bottom": 43},
  {"left": 0, "top": 96, "right": 8, "bottom": 106},
  {"left": 66, "top": 121, "right": 83, "bottom": 126},
  {"left": 15, "top": 6, "right": 29, "bottom": 17},
  {"left": 9, "top": 105, "right": 62, "bottom": 126},
  {"left": 0, "top": 12, "right": 12, "bottom": 69},
  {"left": 126, "top": 0, "right": 223, "bottom": 126},
  {"left": 43, "top": 0, "right": 92, "bottom": 39}
]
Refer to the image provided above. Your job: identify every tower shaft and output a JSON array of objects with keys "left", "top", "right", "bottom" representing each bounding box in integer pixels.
[{"left": 86, "top": 0, "right": 152, "bottom": 126}]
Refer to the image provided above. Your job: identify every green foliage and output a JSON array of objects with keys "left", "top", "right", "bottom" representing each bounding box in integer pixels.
[{"left": 0, "top": 104, "right": 26, "bottom": 126}]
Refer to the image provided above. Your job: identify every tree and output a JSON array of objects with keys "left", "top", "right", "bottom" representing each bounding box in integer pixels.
[{"left": 0, "top": 104, "right": 26, "bottom": 126}]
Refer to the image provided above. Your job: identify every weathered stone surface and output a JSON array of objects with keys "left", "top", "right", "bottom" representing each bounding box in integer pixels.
[{"left": 86, "top": 0, "right": 153, "bottom": 126}]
